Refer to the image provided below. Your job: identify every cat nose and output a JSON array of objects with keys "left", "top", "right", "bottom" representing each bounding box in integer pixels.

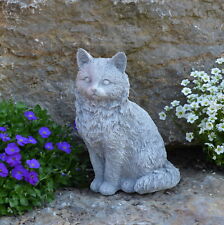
[{"left": 91, "top": 87, "right": 97, "bottom": 94}]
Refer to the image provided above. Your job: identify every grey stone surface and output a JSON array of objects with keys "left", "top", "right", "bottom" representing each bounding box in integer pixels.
[
  {"left": 1, "top": 168, "right": 224, "bottom": 225},
  {"left": 75, "top": 48, "right": 180, "bottom": 195},
  {"left": 0, "top": 0, "right": 224, "bottom": 144}
]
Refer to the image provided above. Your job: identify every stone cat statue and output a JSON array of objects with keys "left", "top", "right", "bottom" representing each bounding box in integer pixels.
[{"left": 74, "top": 48, "right": 180, "bottom": 195}]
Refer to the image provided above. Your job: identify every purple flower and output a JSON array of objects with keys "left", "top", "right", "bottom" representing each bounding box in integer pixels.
[
  {"left": 44, "top": 142, "right": 54, "bottom": 151},
  {"left": 0, "top": 127, "right": 7, "bottom": 132},
  {"left": 27, "top": 136, "right": 37, "bottom": 144},
  {"left": 26, "top": 159, "right": 40, "bottom": 169},
  {"left": 56, "top": 142, "right": 71, "bottom": 154},
  {"left": 39, "top": 127, "right": 51, "bottom": 138},
  {"left": 25, "top": 171, "right": 39, "bottom": 185},
  {"left": 16, "top": 135, "right": 29, "bottom": 146},
  {"left": 5, "top": 143, "right": 20, "bottom": 155},
  {"left": 6, "top": 153, "right": 22, "bottom": 167},
  {"left": 11, "top": 165, "right": 28, "bottom": 180},
  {"left": 0, "top": 153, "right": 7, "bottom": 162},
  {"left": 24, "top": 111, "right": 37, "bottom": 120},
  {"left": 0, "top": 133, "right": 11, "bottom": 142},
  {"left": 74, "top": 121, "right": 78, "bottom": 130},
  {"left": 0, "top": 163, "right": 8, "bottom": 177}
]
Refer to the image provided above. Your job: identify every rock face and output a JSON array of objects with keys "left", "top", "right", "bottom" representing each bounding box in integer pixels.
[
  {"left": 0, "top": 0, "right": 224, "bottom": 144},
  {"left": 1, "top": 168, "right": 224, "bottom": 225}
]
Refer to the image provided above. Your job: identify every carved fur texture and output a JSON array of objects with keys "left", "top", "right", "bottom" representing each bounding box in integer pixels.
[{"left": 75, "top": 48, "right": 180, "bottom": 195}]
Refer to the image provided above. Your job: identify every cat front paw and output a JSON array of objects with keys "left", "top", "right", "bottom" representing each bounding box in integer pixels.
[
  {"left": 121, "top": 179, "right": 135, "bottom": 193},
  {"left": 90, "top": 178, "right": 103, "bottom": 193},
  {"left": 99, "top": 182, "right": 118, "bottom": 196}
]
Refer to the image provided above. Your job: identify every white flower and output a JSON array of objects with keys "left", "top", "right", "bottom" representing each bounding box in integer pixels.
[
  {"left": 186, "top": 113, "right": 199, "bottom": 123},
  {"left": 190, "top": 71, "right": 200, "bottom": 77},
  {"left": 212, "top": 155, "right": 217, "bottom": 160},
  {"left": 207, "top": 86, "right": 218, "bottom": 93},
  {"left": 201, "top": 74, "right": 210, "bottom": 82},
  {"left": 214, "top": 73, "right": 222, "bottom": 80},
  {"left": 202, "top": 83, "right": 210, "bottom": 89},
  {"left": 215, "top": 57, "right": 224, "bottom": 64},
  {"left": 216, "top": 123, "right": 224, "bottom": 131},
  {"left": 187, "top": 94, "right": 198, "bottom": 100},
  {"left": 198, "top": 119, "right": 206, "bottom": 129},
  {"left": 200, "top": 98, "right": 210, "bottom": 106},
  {"left": 197, "top": 96, "right": 204, "bottom": 102},
  {"left": 164, "top": 106, "right": 171, "bottom": 111},
  {"left": 216, "top": 104, "right": 222, "bottom": 110},
  {"left": 181, "top": 87, "right": 192, "bottom": 96},
  {"left": 183, "top": 104, "right": 192, "bottom": 111},
  {"left": 202, "top": 108, "right": 207, "bottom": 114},
  {"left": 205, "top": 121, "right": 213, "bottom": 130},
  {"left": 176, "top": 106, "right": 184, "bottom": 112},
  {"left": 175, "top": 111, "right": 185, "bottom": 118},
  {"left": 200, "top": 84, "right": 209, "bottom": 92},
  {"left": 199, "top": 128, "right": 205, "bottom": 134},
  {"left": 208, "top": 132, "right": 216, "bottom": 141},
  {"left": 181, "top": 79, "right": 190, "bottom": 86},
  {"left": 199, "top": 71, "right": 207, "bottom": 76},
  {"left": 208, "top": 115, "right": 217, "bottom": 122},
  {"left": 159, "top": 111, "right": 166, "bottom": 120},
  {"left": 186, "top": 132, "right": 194, "bottom": 142},
  {"left": 175, "top": 106, "right": 186, "bottom": 118},
  {"left": 190, "top": 101, "right": 199, "bottom": 109},
  {"left": 220, "top": 80, "right": 224, "bottom": 87},
  {"left": 205, "top": 143, "right": 214, "bottom": 148},
  {"left": 215, "top": 145, "right": 224, "bottom": 155},
  {"left": 171, "top": 100, "right": 180, "bottom": 107},
  {"left": 208, "top": 135, "right": 214, "bottom": 141},
  {"left": 207, "top": 95, "right": 217, "bottom": 102},
  {"left": 217, "top": 93, "right": 224, "bottom": 101},
  {"left": 211, "top": 68, "right": 221, "bottom": 75},
  {"left": 192, "top": 79, "right": 200, "bottom": 85},
  {"left": 210, "top": 77, "right": 219, "bottom": 84},
  {"left": 207, "top": 104, "right": 219, "bottom": 114}
]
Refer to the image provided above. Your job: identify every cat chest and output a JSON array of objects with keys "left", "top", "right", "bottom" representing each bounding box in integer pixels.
[{"left": 77, "top": 113, "right": 119, "bottom": 144}]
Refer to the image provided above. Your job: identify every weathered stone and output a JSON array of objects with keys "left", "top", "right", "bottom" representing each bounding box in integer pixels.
[
  {"left": 0, "top": 0, "right": 224, "bottom": 144},
  {"left": 1, "top": 168, "right": 224, "bottom": 225},
  {"left": 75, "top": 48, "right": 180, "bottom": 195}
]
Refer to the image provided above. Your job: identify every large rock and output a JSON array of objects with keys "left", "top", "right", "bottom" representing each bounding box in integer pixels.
[{"left": 0, "top": 0, "right": 224, "bottom": 144}]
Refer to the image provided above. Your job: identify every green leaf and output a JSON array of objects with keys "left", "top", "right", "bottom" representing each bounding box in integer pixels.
[
  {"left": 9, "top": 198, "right": 19, "bottom": 207},
  {"left": 19, "top": 197, "right": 28, "bottom": 206}
]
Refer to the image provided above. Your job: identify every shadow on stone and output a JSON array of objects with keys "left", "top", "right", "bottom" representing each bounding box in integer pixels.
[{"left": 167, "top": 145, "right": 223, "bottom": 172}]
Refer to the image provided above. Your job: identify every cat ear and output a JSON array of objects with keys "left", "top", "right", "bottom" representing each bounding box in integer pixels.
[
  {"left": 111, "top": 52, "right": 127, "bottom": 73},
  {"left": 77, "top": 48, "right": 93, "bottom": 68}
]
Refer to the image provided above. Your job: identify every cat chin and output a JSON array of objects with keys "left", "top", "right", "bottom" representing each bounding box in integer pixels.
[
  {"left": 86, "top": 93, "right": 110, "bottom": 101},
  {"left": 85, "top": 94, "right": 102, "bottom": 101}
]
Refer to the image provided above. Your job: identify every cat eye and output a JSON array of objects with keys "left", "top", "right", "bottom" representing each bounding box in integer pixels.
[
  {"left": 103, "top": 79, "right": 111, "bottom": 85},
  {"left": 82, "top": 77, "right": 90, "bottom": 82}
]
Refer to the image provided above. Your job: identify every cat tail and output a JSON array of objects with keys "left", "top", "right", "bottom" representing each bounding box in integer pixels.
[{"left": 134, "top": 160, "right": 180, "bottom": 194}]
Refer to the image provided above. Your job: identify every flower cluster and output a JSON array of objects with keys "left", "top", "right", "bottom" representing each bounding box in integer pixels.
[
  {"left": 0, "top": 101, "right": 88, "bottom": 216},
  {"left": 159, "top": 57, "right": 224, "bottom": 163},
  {"left": 0, "top": 111, "right": 72, "bottom": 185}
]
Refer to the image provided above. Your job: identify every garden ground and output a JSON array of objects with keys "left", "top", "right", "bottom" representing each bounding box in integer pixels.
[{"left": 1, "top": 147, "right": 224, "bottom": 225}]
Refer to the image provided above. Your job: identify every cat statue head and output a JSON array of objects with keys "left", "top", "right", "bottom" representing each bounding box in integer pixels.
[{"left": 75, "top": 48, "right": 130, "bottom": 105}]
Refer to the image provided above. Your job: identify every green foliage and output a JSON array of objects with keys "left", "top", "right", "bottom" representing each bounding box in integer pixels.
[{"left": 0, "top": 100, "right": 90, "bottom": 216}]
